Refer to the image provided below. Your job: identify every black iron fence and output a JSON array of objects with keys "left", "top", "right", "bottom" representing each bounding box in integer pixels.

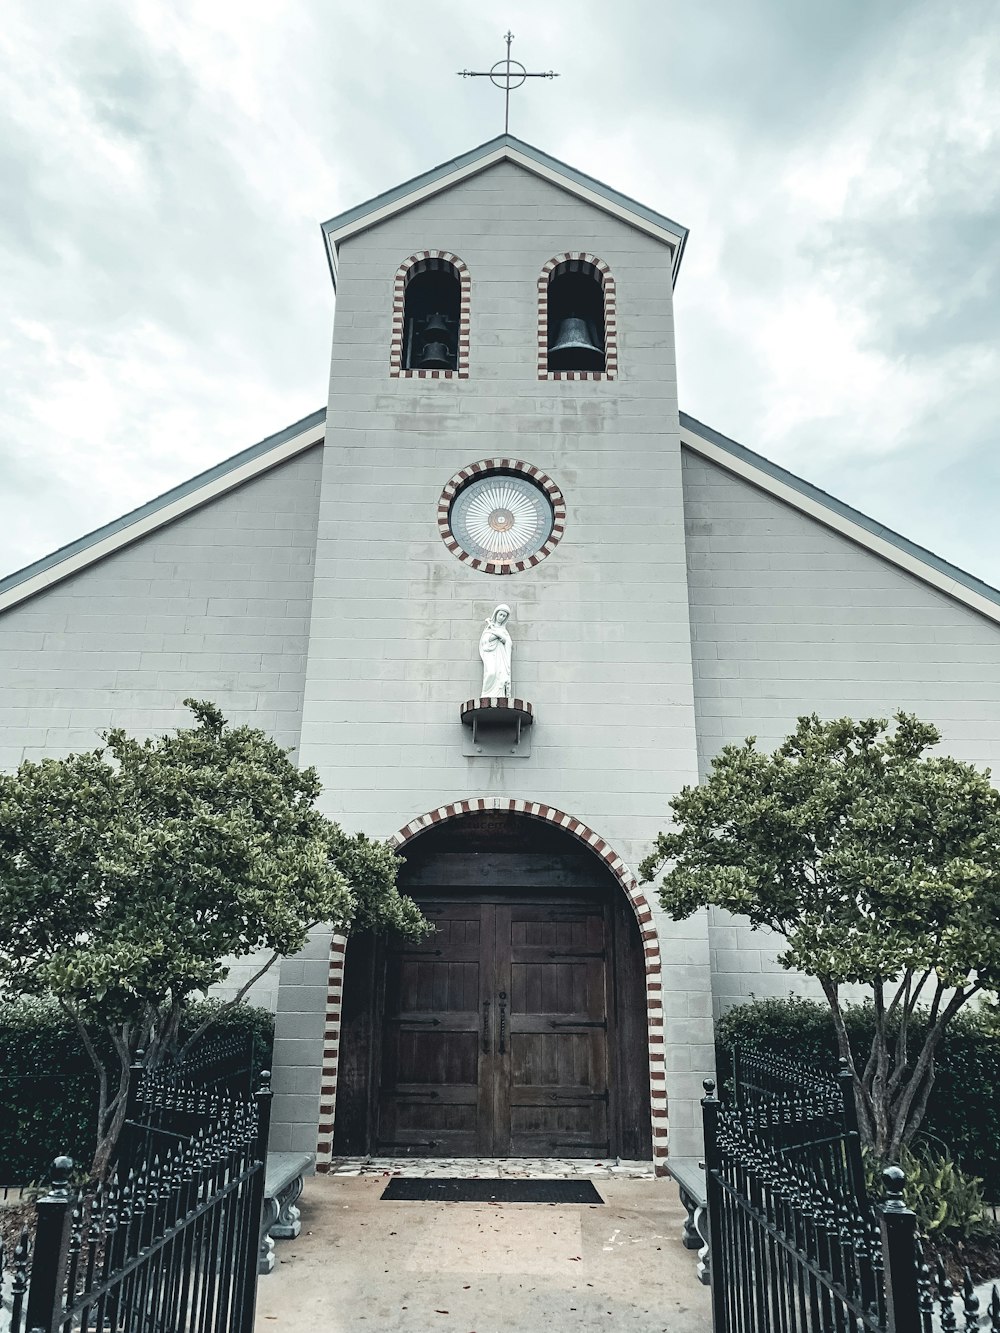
[
  {"left": 704, "top": 1048, "right": 1000, "bottom": 1332},
  {"left": 0, "top": 1066, "right": 270, "bottom": 1333},
  {"left": 0, "top": 1030, "right": 259, "bottom": 1192},
  {"left": 163, "top": 1030, "right": 260, "bottom": 1098},
  {"left": 117, "top": 1042, "right": 259, "bottom": 1178}
]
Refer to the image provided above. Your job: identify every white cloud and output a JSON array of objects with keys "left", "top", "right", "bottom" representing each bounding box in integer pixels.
[{"left": 0, "top": 0, "right": 997, "bottom": 588}]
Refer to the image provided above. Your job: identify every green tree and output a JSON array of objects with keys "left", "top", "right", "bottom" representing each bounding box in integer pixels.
[
  {"left": 640, "top": 713, "right": 1000, "bottom": 1163},
  {"left": 0, "top": 700, "right": 426, "bottom": 1177}
]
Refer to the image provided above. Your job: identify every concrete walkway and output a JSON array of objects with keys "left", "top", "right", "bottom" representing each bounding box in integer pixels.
[{"left": 254, "top": 1174, "right": 711, "bottom": 1332}]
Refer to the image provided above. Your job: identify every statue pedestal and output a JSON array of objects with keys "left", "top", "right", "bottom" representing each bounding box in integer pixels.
[{"left": 460, "top": 697, "right": 533, "bottom": 758}]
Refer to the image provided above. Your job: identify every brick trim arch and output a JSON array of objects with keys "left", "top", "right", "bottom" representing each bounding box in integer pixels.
[
  {"left": 315, "top": 931, "right": 348, "bottom": 1170},
  {"left": 537, "top": 252, "right": 619, "bottom": 381},
  {"left": 315, "top": 797, "right": 668, "bottom": 1173},
  {"left": 390, "top": 251, "right": 471, "bottom": 379},
  {"left": 437, "top": 459, "right": 566, "bottom": 575}
]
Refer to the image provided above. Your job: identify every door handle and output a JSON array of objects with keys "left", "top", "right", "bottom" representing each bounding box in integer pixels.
[
  {"left": 482, "top": 1000, "right": 491, "bottom": 1053},
  {"left": 498, "top": 991, "right": 507, "bottom": 1055}
]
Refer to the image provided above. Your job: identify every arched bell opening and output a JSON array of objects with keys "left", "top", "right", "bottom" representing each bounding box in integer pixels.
[
  {"left": 403, "top": 261, "right": 462, "bottom": 372},
  {"left": 333, "top": 809, "right": 653, "bottom": 1162},
  {"left": 547, "top": 260, "right": 606, "bottom": 373}
]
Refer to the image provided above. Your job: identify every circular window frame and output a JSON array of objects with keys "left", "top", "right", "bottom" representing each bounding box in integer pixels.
[{"left": 438, "top": 460, "right": 566, "bottom": 575}]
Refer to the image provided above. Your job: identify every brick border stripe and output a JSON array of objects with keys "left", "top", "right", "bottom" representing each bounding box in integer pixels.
[
  {"left": 389, "top": 251, "right": 470, "bottom": 380},
  {"left": 437, "top": 460, "right": 567, "bottom": 576},
  {"left": 314, "top": 931, "right": 348, "bottom": 1170},
  {"left": 460, "top": 697, "right": 533, "bottom": 723},
  {"left": 537, "top": 253, "right": 619, "bottom": 381},
  {"left": 315, "top": 799, "right": 668, "bottom": 1174}
]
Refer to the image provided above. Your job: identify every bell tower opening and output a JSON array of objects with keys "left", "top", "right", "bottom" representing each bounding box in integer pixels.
[
  {"left": 402, "top": 258, "right": 462, "bottom": 371},
  {"left": 546, "top": 259, "right": 606, "bottom": 373},
  {"left": 333, "top": 810, "right": 653, "bottom": 1161}
]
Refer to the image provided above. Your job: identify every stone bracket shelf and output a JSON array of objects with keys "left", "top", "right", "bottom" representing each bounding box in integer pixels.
[{"left": 460, "top": 697, "right": 534, "bottom": 758}]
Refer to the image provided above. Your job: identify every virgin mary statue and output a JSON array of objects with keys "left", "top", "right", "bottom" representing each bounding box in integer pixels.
[{"left": 479, "top": 605, "right": 513, "bottom": 698}]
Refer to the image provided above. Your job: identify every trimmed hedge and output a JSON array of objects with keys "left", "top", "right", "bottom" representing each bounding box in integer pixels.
[
  {"left": 0, "top": 999, "right": 274, "bottom": 1185},
  {"left": 717, "top": 997, "right": 1000, "bottom": 1198}
]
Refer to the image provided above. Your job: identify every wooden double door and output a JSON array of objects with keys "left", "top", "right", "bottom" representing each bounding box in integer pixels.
[{"left": 377, "top": 897, "right": 613, "bottom": 1158}]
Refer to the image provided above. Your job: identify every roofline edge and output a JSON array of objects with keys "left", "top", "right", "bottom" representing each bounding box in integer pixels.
[
  {"left": 680, "top": 411, "right": 1000, "bottom": 624},
  {"left": 322, "top": 135, "right": 689, "bottom": 286},
  {"left": 0, "top": 409, "right": 327, "bottom": 613}
]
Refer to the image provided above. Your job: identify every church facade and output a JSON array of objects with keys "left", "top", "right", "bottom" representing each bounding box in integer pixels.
[{"left": 3, "top": 136, "right": 1000, "bottom": 1173}]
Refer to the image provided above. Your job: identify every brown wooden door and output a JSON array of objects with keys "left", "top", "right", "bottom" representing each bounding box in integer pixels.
[
  {"left": 377, "top": 901, "right": 493, "bottom": 1156},
  {"left": 377, "top": 897, "right": 611, "bottom": 1157},
  {"left": 498, "top": 902, "right": 611, "bottom": 1158}
]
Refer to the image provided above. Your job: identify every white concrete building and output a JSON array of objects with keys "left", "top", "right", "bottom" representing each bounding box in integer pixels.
[{"left": 3, "top": 136, "right": 1000, "bottom": 1173}]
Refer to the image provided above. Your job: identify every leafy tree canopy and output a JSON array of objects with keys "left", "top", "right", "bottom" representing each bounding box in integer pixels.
[
  {"left": 640, "top": 712, "right": 1000, "bottom": 1159},
  {"left": 0, "top": 700, "right": 426, "bottom": 1173}
]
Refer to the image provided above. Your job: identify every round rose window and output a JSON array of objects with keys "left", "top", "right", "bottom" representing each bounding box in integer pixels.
[
  {"left": 438, "top": 462, "right": 566, "bottom": 574},
  {"left": 451, "top": 474, "right": 553, "bottom": 562}
]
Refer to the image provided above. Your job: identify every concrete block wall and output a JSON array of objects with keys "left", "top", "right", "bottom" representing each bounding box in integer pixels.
[
  {"left": 268, "top": 926, "right": 334, "bottom": 1150},
  {"left": 274, "top": 158, "right": 710, "bottom": 1160},
  {"left": 211, "top": 954, "right": 282, "bottom": 1014},
  {"left": 0, "top": 446, "right": 324, "bottom": 1010},
  {"left": 682, "top": 449, "right": 1000, "bottom": 1015}
]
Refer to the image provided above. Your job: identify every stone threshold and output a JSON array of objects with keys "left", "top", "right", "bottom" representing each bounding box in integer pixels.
[{"left": 327, "top": 1156, "right": 655, "bottom": 1179}]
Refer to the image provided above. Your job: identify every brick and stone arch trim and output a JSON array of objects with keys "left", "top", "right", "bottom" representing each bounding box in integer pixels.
[
  {"left": 437, "top": 459, "right": 567, "bottom": 575},
  {"left": 315, "top": 797, "right": 668, "bottom": 1173},
  {"left": 315, "top": 931, "right": 348, "bottom": 1171},
  {"left": 537, "top": 252, "right": 618, "bottom": 381},
  {"left": 390, "top": 251, "right": 471, "bottom": 379}
]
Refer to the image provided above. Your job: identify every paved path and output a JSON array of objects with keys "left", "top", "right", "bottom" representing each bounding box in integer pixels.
[{"left": 255, "top": 1174, "right": 711, "bottom": 1332}]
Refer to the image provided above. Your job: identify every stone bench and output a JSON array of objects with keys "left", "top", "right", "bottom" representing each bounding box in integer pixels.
[
  {"left": 259, "top": 1151, "right": 313, "bottom": 1274},
  {"left": 667, "top": 1157, "right": 710, "bottom": 1285}
]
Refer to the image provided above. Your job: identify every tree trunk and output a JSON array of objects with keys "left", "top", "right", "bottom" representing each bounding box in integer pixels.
[
  {"left": 90, "top": 1069, "right": 131, "bottom": 1181},
  {"left": 885, "top": 987, "right": 976, "bottom": 1160},
  {"left": 818, "top": 976, "right": 978, "bottom": 1164},
  {"left": 818, "top": 975, "right": 876, "bottom": 1148},
  {"left": 89, "top": 1026, "right": 134, "bottom": 1181},
  {"left": 868, "top": 978, "right": 892, "bottom": 1159}
]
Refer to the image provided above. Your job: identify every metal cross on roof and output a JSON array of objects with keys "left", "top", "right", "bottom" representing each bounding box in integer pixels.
[{"left": 458, "top": 31, "right": 559, "bottom": 134}]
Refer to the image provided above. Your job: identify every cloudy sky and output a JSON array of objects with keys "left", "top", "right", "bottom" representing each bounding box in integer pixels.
[{"left": 2, "top": 0, "right": 998, "bottom": 585}]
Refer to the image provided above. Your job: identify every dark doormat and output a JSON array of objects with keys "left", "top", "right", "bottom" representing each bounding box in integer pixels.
[{"left": 380, "top": 1177, "right": 604, "bottom": 1204}]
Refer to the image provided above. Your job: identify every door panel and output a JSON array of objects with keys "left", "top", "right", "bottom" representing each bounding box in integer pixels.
[
  {"left": 377, "top": 895, "right": 613, "bottom": 1157},
  {"left": 377, "top": 902, "right": 492, "bottom": 1155},
  {"left": 496, "top": 902, "right": 611, "bottom": 1158}
]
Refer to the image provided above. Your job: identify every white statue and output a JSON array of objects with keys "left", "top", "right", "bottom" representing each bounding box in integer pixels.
[{"left": 479, "top": 604, "right": 512, "bottom": 698}]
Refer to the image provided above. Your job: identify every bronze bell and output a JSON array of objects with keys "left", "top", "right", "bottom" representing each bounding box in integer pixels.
[
  {"left": 416, "top": 340, "right": 454, "bottom": 370},
  {"left": 422, "top": 310, "right": 452, "bottom": 339},
  {"left": 549, "top": 316, "right": 604, "bottom": 371},
  {"left": 415, "top": 310, "right": 455, "bottom": 369}
]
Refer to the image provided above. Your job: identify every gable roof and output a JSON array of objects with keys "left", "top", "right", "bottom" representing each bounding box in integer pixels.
[
  {"left": 679, "top": 412, "right": 1000, "bottom": 624},
  {"left": 321, "top": 135, "right": 690, "bottom": 289},
  {"left": 2, "top": 405, "right": 998, "bottom": 629},
  {"left": 0, "top": 410, "right": 325, "bottom": 613}
]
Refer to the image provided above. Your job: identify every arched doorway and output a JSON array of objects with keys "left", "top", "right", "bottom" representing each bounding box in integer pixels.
[{"left": 333, "top": 810, "right": 652, "bottom": 1160}]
